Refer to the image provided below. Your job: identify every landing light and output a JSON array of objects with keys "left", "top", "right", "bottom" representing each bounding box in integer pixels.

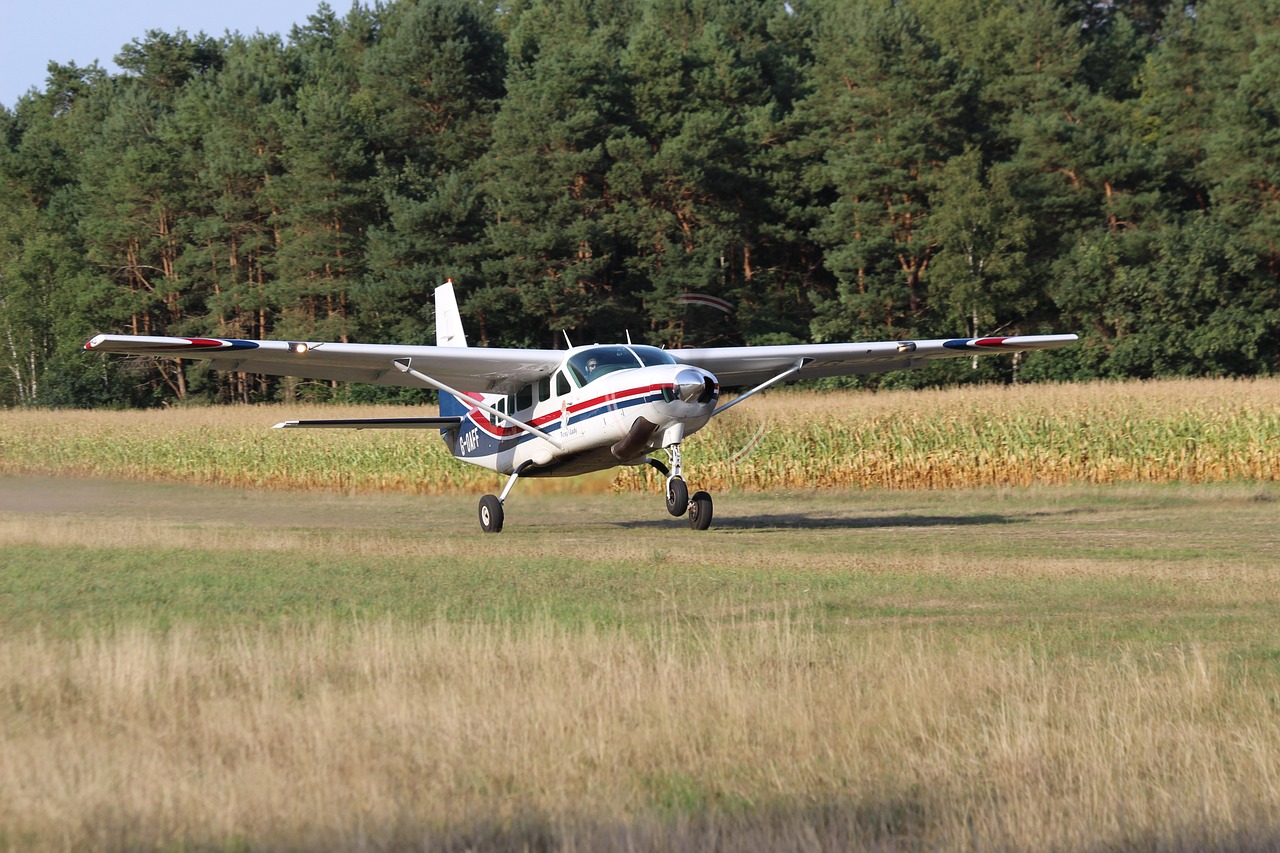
[{"left": 289, "top": 342, "right": 309, "bottom": 354}]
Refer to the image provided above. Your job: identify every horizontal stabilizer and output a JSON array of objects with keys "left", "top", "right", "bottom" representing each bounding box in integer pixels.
[{"left": 272, "top": 417, "right": 462, "bottom": 430}]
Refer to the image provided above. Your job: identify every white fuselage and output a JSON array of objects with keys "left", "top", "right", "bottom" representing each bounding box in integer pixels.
[{"left": 444, "top": 345, "right": 718, "bottom": 477}]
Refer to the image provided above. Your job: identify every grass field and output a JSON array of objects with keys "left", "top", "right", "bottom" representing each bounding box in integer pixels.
[
  {"left": 1, "top": 378, "right": 1279, "bottom": 850},
  {"left": 2, "top": 476, "right": 1279, "bottom": 851}
]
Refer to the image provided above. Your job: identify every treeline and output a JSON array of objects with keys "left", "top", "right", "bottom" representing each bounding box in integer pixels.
[{"left": 2, "top": 0, "right": 1278, "bottom": 407}]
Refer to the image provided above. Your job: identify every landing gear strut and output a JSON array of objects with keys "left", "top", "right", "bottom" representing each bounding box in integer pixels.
[
  {"left": 665, "top": 444, "right": 688, "bottom": 516},
  {"left": 662, "top": 444, "right": 713, "bottom": 529}
]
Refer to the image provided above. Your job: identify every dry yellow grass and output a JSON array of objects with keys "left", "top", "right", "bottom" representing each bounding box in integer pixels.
[
  {"left": 2, "top": 619, "right": 1277, "bottom": 851},
  {"left": 1, "top": 378, "right": 1277, "bottom": 494}
]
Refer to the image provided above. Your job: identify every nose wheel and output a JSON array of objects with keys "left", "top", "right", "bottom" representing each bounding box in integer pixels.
[
  {"left": 666, "top": 477, "right": 689, "bottom": 516},
  {"left": 688, "top": 491, "right": 713, "bottom": 530},
  {"left": 662, "top": 444, "right": 713, "bottom": 530}
]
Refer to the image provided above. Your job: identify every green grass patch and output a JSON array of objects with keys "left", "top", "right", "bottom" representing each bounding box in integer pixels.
[
  {"left": 3, "top": 479, "right": 1277, "bottom": 653},
  {"left": 3, "top": 478, "right": 1280, "bottom": 851}
]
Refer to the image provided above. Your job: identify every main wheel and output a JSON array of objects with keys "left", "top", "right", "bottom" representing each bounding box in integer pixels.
[
  {"left": 478, "top": 494, "right": 504, "bottom": 533},
  {"left": 666, "top": 477, "right": 689, "bottom": 516},
  {"left": 688, "top": 491, "right": 713, "bottom": 530}
]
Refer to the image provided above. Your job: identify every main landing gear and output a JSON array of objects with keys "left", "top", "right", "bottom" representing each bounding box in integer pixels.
[
  {"left": 479, "top": 461, "right": 533, "bottom": 533},
  {"left": 478, "top": 449, "right": 714, "bottom": 533}
]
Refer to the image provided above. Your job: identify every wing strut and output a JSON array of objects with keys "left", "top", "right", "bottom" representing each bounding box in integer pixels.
[
  {"left": 711, "top": 357, "right": 812, "bottom": 417},
  {"left": 392, "top": 359, "right": 565, "bottom": 450}
]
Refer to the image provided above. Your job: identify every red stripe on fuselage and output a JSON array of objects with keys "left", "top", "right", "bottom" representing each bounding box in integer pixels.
[{"left": 466, "top": 383, "right": 668, "bottom": 438}]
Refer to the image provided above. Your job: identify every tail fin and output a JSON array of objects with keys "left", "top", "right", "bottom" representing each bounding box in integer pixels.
[
  {"left": 435, "top": 281, "right": 470, "bottom": 419},
  {"left": 435, "top": 280, "right": 468, "bottom": 348}
]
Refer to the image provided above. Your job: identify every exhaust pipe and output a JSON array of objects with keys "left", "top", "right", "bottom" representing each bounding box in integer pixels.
[{"left": 611, "top": 416, "right": 659, "bottom": 461}]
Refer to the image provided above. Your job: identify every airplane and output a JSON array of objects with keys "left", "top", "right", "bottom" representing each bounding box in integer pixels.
[{"left": 84, "top": 281, "right": 1077, "bottom": 532}]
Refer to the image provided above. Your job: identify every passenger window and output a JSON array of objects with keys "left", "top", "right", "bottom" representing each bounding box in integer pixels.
[
  {"left": 556, "top": 371, "right": 571, "bottom": 396},
  {"left": 516, "top": 384, "right": 533, "bottom": 412},
  {"left": 538, "top": 375, "right": 551, "bottom": 402}
]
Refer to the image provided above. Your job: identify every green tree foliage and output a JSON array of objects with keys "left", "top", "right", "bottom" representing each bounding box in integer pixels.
[
  {"left": 924, "top": 146, "right": 1035, "bottom": 338},
  {"left": 612, "top": 0, "right": 780, "bottom": 347},
  {"left": 2, "top": 0, "right": 1279, "bottom": 407},
  {"left": 477, "top": 0, "right": 637, "bottom": 347},
  {"left": 357, "top": 0, "right": 505, "bottom": 345},
  {"left": 802, "top": 0, "right": 973, "bottom": 342}
]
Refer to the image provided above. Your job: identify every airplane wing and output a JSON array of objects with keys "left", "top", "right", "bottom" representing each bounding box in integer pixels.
[
  {"left": 672, "top": 335, "right": 1079, "bottom": 386},
  {"left": 82, "top": 335, "right": 562, "bottom": 394},
  {"left": 84, "top": 332, "right": 1078, "bottom": 394}
]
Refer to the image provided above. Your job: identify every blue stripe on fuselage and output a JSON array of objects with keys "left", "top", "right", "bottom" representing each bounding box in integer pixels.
[{"left": 452, "top": 389, "right": 664, "bottom": 460}]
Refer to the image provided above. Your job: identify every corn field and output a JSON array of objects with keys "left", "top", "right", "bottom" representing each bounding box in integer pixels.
[{"left": 2, "top": 378, "right": 1276, "bottom": 493}]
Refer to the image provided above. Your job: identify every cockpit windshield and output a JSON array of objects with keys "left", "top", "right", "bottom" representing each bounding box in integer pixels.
[
  {"left": 565, "top": 345, "right": 677, "bottom": 386},
  {"left": 631, "top": 345, "right": 678, "bottom": 367}
]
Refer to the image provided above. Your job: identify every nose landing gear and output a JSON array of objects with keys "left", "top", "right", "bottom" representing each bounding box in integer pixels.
[{"left": 662, "top": 444, "right": 714, "bottom": 530}]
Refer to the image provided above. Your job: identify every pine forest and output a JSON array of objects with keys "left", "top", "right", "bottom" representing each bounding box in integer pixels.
[{"left": 2, "top": 0, "right": 1279, "bottom": 407}]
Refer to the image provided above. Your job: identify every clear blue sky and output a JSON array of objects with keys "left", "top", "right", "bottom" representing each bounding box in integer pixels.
[{"left": 2, "top": 0, "right": 333, "bottom": 108}]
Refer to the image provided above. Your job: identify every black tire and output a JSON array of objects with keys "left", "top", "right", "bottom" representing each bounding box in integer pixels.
[
  {"left": 479, "top": 494, "right": 504, "bottom": 533},
  {"left": 688, "top": 491, "right": 713, "bottom": 530},
  {"left": 666, "top": 477, "right": 689, "bottom": 516}
]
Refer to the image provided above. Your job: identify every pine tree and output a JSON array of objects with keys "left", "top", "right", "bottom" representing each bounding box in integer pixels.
[
  {"left": 356, "top": 0, "right": 506, "bottom": 345},
  {"left": 603, "top": 0, "right": 811, "bottom": 348},
  {"left": 173, "top": 34, "right": 291, "bottom": 401},
  {"left": 476, "top": 0, "right": 637, "bottom": 347},
  {"left": 265, "top": 5, "right": 379, "bottom": 349},
  {"left": 77, "top": 32, "right": 222, "bottom": 399},
  {"left": 799, "top": 0, "right": 972, "bottom": 343}
]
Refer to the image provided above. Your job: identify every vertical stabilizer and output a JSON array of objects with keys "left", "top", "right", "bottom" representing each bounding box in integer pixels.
[
  {"left": 434, "top": 281, "right": 470, "bottom": 420},
  {"left": 435, "top": 280, "right": 468, "bottom": 348}
]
